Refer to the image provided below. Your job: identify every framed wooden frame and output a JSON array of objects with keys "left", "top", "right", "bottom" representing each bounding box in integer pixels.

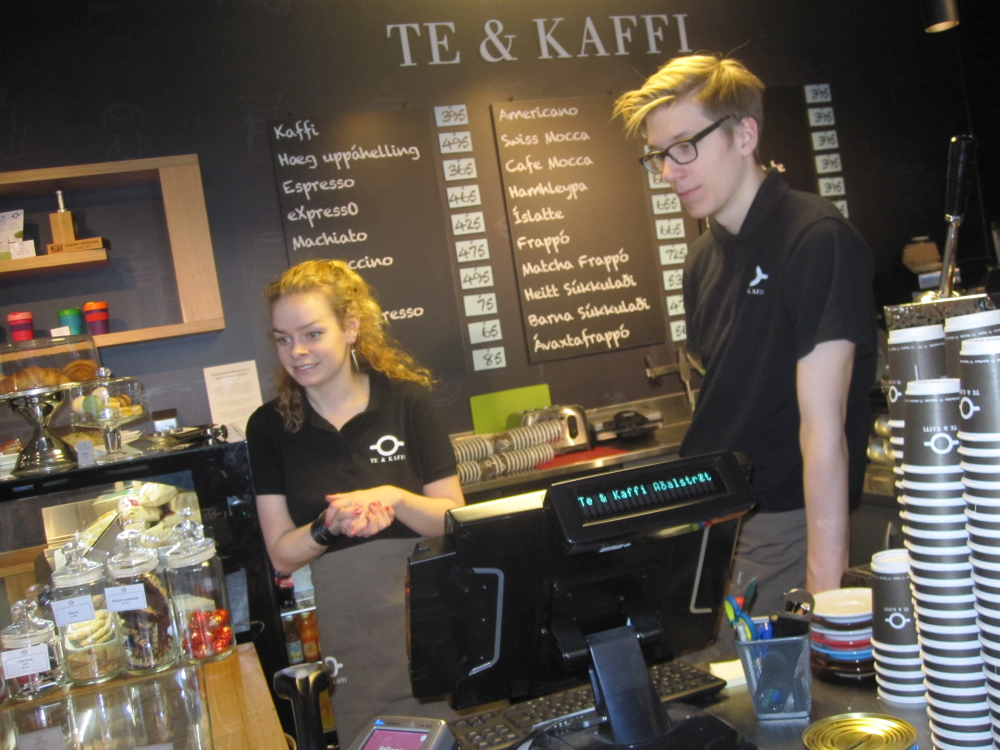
[{"left": 0, "top": 154, "right": 225, "bottom": 348}]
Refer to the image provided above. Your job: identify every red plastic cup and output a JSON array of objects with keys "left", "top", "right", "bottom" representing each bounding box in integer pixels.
[
  {"left": 7, "top": 311, "right": 34, "bottom": 342},
  {"left": 82, "top": 301, "right": 110, "bottom": 335}
]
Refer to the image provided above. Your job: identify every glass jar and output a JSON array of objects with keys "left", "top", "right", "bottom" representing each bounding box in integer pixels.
[
  {"left": 1, "top": 600, "right": 67, "bottom": 700},
  {"left": 165, "top": 515, "right": 234, "bottom": 663},
  {"left": 106, "top": 529, "right": 180, "bottom": 674},
  {"left": 50, "top": 538, "right": 125, "bottom": 685}
]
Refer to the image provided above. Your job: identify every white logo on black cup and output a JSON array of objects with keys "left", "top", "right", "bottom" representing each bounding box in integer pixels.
[
  {"left": 924, "top": 432, "right": 958, "bottom": 454},
  {"left": 888, "top": 385, "right": 902, "bottom": 404},
  {"left": 886, "top": 612, "right": 912, "bottom": 629},
  {"left": 960, "top": 396, "right": 981, "bottom": 420}
]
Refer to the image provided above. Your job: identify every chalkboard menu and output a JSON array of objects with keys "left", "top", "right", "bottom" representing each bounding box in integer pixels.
[
  {"left": 491, "top": 96, "right": 666, "bottom": 364},
  {"left": 268, "top": 111, "right": 465, "bottom": 377}
]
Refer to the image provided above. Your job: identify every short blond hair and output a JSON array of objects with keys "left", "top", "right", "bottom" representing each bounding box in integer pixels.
[{"left": 614, "top": 54, "right": 765, "bottom": 142}]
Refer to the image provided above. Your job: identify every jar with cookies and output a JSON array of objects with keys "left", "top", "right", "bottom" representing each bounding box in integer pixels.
[
  {"left": 50, "top": 538, "right": 125, "bottom": 685},
  {"left": 165, "top": 514, "right": 234, "bottom": 663},
  {"left": 106, "top": 529, "right": 180, "bottom": 674}
]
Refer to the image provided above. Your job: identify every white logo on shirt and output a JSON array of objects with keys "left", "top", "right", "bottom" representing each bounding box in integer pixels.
[
  {"left": 747, "top": 266, "right": 769, "bottom": 295},
  {"left": 370, "top": 434, "right": 406, "bottom": 463}
]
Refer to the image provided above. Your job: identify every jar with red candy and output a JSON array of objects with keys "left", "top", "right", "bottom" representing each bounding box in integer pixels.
[{"left": 164, "top": 512, "right": 234, "bottom": 663}]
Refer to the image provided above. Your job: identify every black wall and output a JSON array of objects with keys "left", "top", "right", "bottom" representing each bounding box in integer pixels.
[{"left": 0, "top": 0, "right": 991, "bottom": 437}]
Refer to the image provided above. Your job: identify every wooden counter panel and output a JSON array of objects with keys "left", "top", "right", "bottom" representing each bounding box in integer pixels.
[{"left": 206, "top": 643, "right": 288, "bottom": 750}]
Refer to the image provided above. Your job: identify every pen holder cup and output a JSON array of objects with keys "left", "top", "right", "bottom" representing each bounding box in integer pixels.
[{"left": 734, "top": 632, "right": 812, "bottom": 720}]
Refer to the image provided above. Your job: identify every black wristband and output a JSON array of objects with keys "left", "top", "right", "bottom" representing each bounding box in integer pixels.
[{"left": 310, "top": 510, "right": 339, "bottom": 547}]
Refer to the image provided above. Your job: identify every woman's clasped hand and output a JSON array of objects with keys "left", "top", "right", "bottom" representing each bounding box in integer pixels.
[{"left": 324, "top": 487, "right": 400, "bottom": 537}]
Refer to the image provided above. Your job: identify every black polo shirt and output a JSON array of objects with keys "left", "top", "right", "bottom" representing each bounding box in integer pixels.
[
  {"left": 246, "top": 371, "right": 457, "bottom": 546},
  {"left": 680, "top": 171, "right": 877, "bottom": 513}
]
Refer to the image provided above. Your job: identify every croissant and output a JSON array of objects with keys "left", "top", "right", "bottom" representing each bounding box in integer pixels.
[
  {"left": 0, "top": 376, "right": 9, "bottom": 395},
  {"left": 62, "top": 359, "right": 99, "bottom": 383},
  {"left": 10, "top": 367, "right": 45, "bottom": 391}
]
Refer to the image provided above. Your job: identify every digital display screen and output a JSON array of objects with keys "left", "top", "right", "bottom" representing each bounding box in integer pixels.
[
  {"left": 362, "top": 728, "right": 427, "bottom": 750},
  {"left": 574, "top": 467, "right": 721, "bottom": 520}
]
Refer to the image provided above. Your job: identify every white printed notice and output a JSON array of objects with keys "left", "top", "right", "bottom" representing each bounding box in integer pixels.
[
  {"left": 52, "top": 596, "right": 96, "bottom": 627},
  {"left": 203, "top": 360, "right": 264, "bottom": 434},
  {"left": 105, "top": 583, "right": 148, "bottom": 612},
  {"left": 1, "top": 643, "right": 51, "bottom": 678}
]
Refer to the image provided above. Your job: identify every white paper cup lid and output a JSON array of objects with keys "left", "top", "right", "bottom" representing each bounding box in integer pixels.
[
  {"left": 961, "top": 337, "right": 1000, "bottom": 356},
  {"left": 889, "top": 324, "right": 946, "bottom": 342},
  {"left": 905, "top": 378, "right": 961, "bottom": 395},
  {"left": 945, "top": 309, "right": 1000, "bottom": 332}
]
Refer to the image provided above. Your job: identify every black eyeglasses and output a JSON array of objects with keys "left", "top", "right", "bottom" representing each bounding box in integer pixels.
[{"left": 639, "top": 115, "right": 735, "bottom": 175}]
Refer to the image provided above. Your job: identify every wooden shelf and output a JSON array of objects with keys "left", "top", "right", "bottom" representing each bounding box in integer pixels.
[
  {"left": 94, "top": 318, "right": 226, "bottom": 346},
  {"left": 0, "top": 249, "right": 109, "bottom": 279},
  {"left": 0, "top": 155, "right": 225, "bottom": 349}
]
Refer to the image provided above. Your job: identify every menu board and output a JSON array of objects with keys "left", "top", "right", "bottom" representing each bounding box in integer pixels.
[
  {"left": 491, "top": 96, "right": 666, "bottom": 364},
  {"left": 268, "top": 111, "right": 465, "bottom": 377}
]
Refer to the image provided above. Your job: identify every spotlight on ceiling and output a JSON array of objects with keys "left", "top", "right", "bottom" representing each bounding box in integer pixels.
[{"left": 924, "top": 0, "right": 960, "bottom": 33}]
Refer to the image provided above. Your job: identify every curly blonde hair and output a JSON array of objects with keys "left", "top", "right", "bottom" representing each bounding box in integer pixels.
[
  {"left": 264, "top": 259, "right": 432, "bottom": 432},
  {"left": 613, "top": 54, "right": 765, "bottom": 154}
]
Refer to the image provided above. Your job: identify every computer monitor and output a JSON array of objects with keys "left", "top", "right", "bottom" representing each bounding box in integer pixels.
[{"left": 407, "top": 451, "right": 755, "bottom": 743}]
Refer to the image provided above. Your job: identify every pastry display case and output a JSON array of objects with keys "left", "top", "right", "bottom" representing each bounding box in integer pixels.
[
  {"left": 0, "top": 335, "right": 103, "bottom": 477},
  {"left": 0, "top": 441, "right": 286, "bottom": 724}
]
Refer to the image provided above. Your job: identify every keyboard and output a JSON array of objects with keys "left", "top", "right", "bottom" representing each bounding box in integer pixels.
[{"left": 448, "top": 661, "right": 726, "bottom": 750}]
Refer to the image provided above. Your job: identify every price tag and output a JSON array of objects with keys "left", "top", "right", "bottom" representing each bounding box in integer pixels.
[
  {"left": 832, "top": 200, "right": 849, "bottom": 218},
  {"left": 472, "top": 346, "right": 506, "bottom": 371},
  {"left": 651, "top": 192, "right": 681, "bottom": 215},
  {"left": 818, "top": 176, "right": 846, "bottom": 197},
  {"left": 647, "top": 171, "right": 670, "bottom": 190},
  {"left": 662, "top": 269, "right": 684, "bottom": 291},
  {"left": 655, "top": 218, "right": 685, "bottom": 240},
  {"left": 15, "top": 728, "right": 67, "bottom": 750},
  {"left": 443, "top": 157, "right": 477, "bottom": 181},
  {"left": 670, "top": 320, "right": 687, "bottom": 342},
  {"left": 76, "top": 439, "right": 95, "bottom": 467},
  {"left": 447, "top": 184, "right": 481, "bottom": 208},
  {"left": 463, "top": 293, "right": 497, "bottom": 317},
  {"left": 665, "top": 294, "right": 685, "bottom": 316},
  {"left": 1, "top": 643, "right": 51, "bottom": 678},
  {"left": 804, "top": 83, "right": 832, "bottom": 103},
  {"left": 438, "top": 131, "right": 473, "bottom": 154},
  {"left": 51, "top": 596, "right": 95, "bottom": 627},
  {"left": 434, "top": 104, "right": 469, "bottom": 127},
  {"left": 811, "top": 130, "right": 839, "bottom": 151},
  {"left": 468, "top": 319, "right": 502, "bottom": 344},
  {"left": 659, "top": 243, "right": 688, "bottom": 266},
  {"left": 105, "top": 583, "right": 148, "bottom": 612},
  {"left": 460, "top": 265, "right": 494, "bottom": 290},
  {"left": 814, "top": 153, "right": 842, "bottom": 174},
  {"left": 455, "top": 238, "right": 489, "bottom": 263},
  {"left": 137, "top": 745, "right": 174, "bottom": 750},
  {"left": 451, "top": 211, "right": 485, "bottom": 235},
  {"left": 807, "top": 107, "right": 835, "bottom": 127}
]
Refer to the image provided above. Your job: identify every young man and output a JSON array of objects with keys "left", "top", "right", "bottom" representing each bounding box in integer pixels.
[{"left": 615, "top": 55, "right": 877, "bottom": 616}]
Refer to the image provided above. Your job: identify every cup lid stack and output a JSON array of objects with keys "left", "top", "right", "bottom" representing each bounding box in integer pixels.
[
  {"left": 871, "top": 549, "right": 924, "bottom": 705},
  {"left": 957, "top": 337, "right": 1000, "bottom": 748},
  {"left": 809, "top": 588, "right": 874, "bottom": 680},
  {"left": 901, "top": 378, "right": 990, "bottom": 749}
]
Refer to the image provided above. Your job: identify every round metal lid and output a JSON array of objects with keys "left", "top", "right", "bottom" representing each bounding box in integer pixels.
[{"left": 803, "top": 713, "right": 917, "bottom": 750}]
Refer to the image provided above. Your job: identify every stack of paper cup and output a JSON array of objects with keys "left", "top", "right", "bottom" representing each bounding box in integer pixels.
[
  {"left": 957, "top": 337, "right": 1000, "bottom": 743},
  {"left": 887, "top": 324, "right": 946, "bottom": 501},
  {"left": 902, "top": 379, "right": 990, "bottom": 748},
  {"left": 871, "top": 549, "right": 924, "bottom": 704},
  {"left": 945, "top": 310, "right": 1000, "bottom": 378}
]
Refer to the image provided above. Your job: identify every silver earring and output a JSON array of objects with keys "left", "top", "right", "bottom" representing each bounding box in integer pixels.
[{"left": 351, "top": 346, "right": 360, "bottom": 372}]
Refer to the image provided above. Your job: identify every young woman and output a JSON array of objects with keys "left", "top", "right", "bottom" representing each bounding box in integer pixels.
[{"left": 246, "top": 259, "right": 464, "bottom": 745}]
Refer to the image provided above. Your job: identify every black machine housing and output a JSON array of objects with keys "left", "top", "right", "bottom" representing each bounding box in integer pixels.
[{"left": 407, "top": 452, "right": 755, "bottom": 711}]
